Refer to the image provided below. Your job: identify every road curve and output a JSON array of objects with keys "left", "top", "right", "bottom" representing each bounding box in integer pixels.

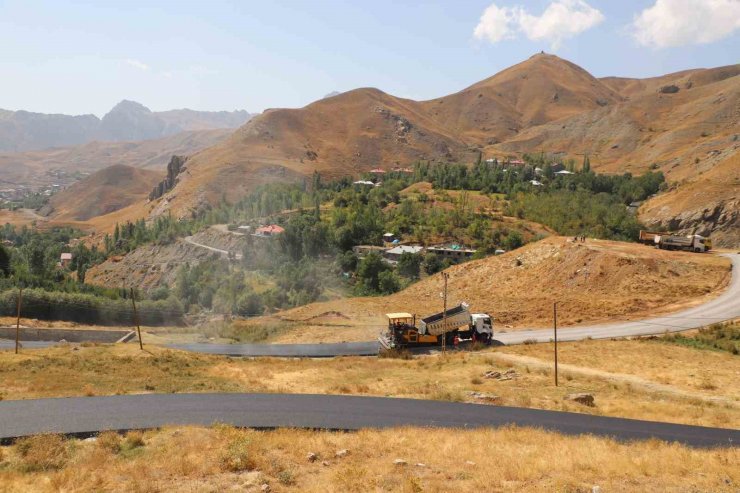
[{"left": 0, "top": 393, "right": 737, "bottom": 447}]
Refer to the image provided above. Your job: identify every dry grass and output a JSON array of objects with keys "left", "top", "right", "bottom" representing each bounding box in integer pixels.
[
  {"left": 0, "top": 426, "right": 737, "bottom": 492},
  {"left": 1, "top": 340, "right": 738, "bottom": 428}
]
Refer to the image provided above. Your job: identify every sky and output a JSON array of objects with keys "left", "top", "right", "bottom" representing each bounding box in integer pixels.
[{"left": 1, "top": 0, "right": 738, "bottom": 117}]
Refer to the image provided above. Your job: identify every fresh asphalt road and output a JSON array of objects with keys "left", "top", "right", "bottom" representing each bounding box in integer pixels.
[{"left": 0, "top": 393, "right": 737, "bottom": 447}]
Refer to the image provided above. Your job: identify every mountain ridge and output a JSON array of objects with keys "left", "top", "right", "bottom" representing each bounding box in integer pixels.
[{"left": 0, "top": 100, "right": 253, "bottom": 152}]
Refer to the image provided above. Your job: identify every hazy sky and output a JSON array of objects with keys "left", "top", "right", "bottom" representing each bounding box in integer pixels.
[{"left": 1, "top": 0, "right": 738, "bottom": 116}]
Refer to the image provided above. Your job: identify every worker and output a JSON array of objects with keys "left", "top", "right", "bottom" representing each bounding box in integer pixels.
[{"left": 453, "top": 334, "right": 460, "bottom": 348}]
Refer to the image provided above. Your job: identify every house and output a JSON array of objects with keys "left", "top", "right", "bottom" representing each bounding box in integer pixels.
[
  {"left": 509, "top": 159, "right": 525, "bottom": 166},
  {"left": 254, "top": 224, "right": 285, "bottom": 237},
  {"left": 550, "top": 163, "right": 566, "bottom": 172},
  {"left": 384, "top": 245, "right": 424, "bottom": 262},
  {"left": 530, "top": 180, "right": 543, "bottom": 186},
  {"left": 382, "top": 232, "right": 397, "bottom": 243},
  {"left": 555, "top": 170, "right": 574, "bottom": 175},
  {"left": 353, "top": 180, "right": 375, "bottom": 186},
  {"left": 352, "top": 245, "right": 387, "bottom": 257},
  {"left": 60, "top": 252, "right": 73, "bottom": 267},
  {"left": 426, "top": 245, "right": 476, "bottom": 262}
]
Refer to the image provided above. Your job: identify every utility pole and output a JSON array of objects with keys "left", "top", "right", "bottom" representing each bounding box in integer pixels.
[
  {"left": 553, "top": 301, "right": 559, "bottom": 387},
  {"left": 130, "top": 288, "right": 143, "bottom": 350},
  {"left": 442, "top": 272, "right": 448, "bottom": 355},
  {"left": 15, "top": 286, "right": 23, "bottom": 354}
]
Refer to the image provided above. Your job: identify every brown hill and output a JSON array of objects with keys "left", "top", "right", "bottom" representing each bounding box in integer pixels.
[
  {"left": 494, "top": 63, "right": 740, "bottom": 181},
  {"left": 43, "top": 164, "right": 163, "bottom": 221},
  {"left": 420, "top": 53, "right": 623, "bottom": 145},
  {"left": 254, "top": 237, "right": 731, "bottom": 343},
  {"left": 151, "top": 88, "right": 473, "bottom": 217}
]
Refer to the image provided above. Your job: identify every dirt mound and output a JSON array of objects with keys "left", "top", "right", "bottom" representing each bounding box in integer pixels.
[
  {"left": 269, "top": 237, "right": 731, "bottom": 343},
  {"left": 43, "top": 164, "right": 163, "bottom": 221}
]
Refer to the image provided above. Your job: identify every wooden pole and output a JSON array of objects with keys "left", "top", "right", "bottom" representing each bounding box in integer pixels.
[
  {"left": 554, "top": 301, "right": 558, "bottom": 387},
  {"left": 130, "top": 288, "right": 143, "bottom": 350},
  {"left": 15, "top": 287, "right": 23, "bottom": 354},
  {"left": 442, "top": 272, "right": 448, "bottom": 355}
]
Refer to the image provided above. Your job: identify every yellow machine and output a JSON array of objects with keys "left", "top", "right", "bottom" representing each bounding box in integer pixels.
[{"left": 384, "top": 312, "right": 439, "bottom": 347}]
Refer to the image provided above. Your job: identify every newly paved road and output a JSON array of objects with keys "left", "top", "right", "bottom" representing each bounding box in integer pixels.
[
  {"left": 166, "top": 341, "right": 379, "bottom": 357},
  {"left": 0, "top": 393, "right": 737, "bottom": 447}
]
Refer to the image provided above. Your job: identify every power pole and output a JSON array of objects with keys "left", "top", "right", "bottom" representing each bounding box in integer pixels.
[
  {"left": 15, "top": 286, "right": 23, "bottom": 354},
  {"left": 442, "top": 272, "right": 448, "bottom": 355},
  {"left": 553, "top": 301, "right": 559, "bottom": 387},
  {"left": 130, "top": 288, "right": 143, "bottom": 350}
]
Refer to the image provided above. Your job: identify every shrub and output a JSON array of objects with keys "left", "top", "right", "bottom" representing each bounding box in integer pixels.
[
  {"left": 16, "top": 434, "right": 69, "bottom": 472},
  {"left": 97, "top": 431, "right": 122, "bottom": 453},
  {"left": 219, "top": 437, "right": 257, "bottom": 472}
]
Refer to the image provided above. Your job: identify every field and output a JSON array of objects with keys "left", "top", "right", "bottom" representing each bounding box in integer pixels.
[
  {"left": 0, "top": 335, "right": 738, "bottom": 491},
  {"left": 1, "top": 337, "right": 737, "bottom": 428},
  {"left": 0, "top": 426, "right": 738, "bottom": 492}
]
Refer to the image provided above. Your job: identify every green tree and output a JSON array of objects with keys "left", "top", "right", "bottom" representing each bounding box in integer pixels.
[
  {"left": 378, "top": 270, "right": 401, "bottom": 294},
  {"left": 397, "top": 252, "right": 421, "bottom": 279},
  {"left": 356, "top": 252, "right": 390, "bottom": 293},
  {"left": 422, "top": 253, "right": 442, "bottom": 275},
  {"left": 582, "top": 155, "right": 591, "bottom": 173},
  {"left": 0, "top": 244, "right": 10, "bottom": 277}
]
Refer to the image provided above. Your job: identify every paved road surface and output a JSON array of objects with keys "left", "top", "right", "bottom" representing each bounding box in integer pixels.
[
  {"left": 183, "top": 236, "right": 242, "bottom": 260},
  {"left": 166, "top": 341, "right": 379, "bottom": 357},
  {"left": 0, "top": 393, "right": 737, "bottom": 447}
]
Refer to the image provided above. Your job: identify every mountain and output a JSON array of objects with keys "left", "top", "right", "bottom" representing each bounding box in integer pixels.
[
  {"left": 0, "top": 101, "right": 253, "bottom": 152},
  {"left": 41, "top": 164, "right": 163, "bottom": 221},
  {"left": 0, "top": 128, "right": 234, "bottom": 190},
  {"left": 0, "top": 109, "right": 100, "bottom": 152},
  {"left": 41, "top": 54, "right": 737, "bottom": 245},
  {"left": 419, "top": 53, "right": 623, "bottom": 145},
  {"left": 148, "top": 87, "right": 473, "bottom": 217}
]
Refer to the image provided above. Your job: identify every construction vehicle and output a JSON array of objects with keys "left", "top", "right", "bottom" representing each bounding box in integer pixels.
[
  {"left": 639, "top": 230, "right": 712, "bottom": 252},
  {"left": 380, "top": 303, "right": 494, "bottom": 349},
  {"left": 638, "top": 230, "right": 662, "bottom": 245},
  {"left": 654, "top": 233, "right": 712, "bottom": 252}
]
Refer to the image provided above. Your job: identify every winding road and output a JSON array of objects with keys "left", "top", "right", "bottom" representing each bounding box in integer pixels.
[{"left": 0, "top": 393, "right": 737, "bottom": 447}]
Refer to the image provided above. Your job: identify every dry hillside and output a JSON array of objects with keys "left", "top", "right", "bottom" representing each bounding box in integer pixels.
[
  {"left": 639, "top": 152, "right": 739, "bottom": 247},
  {"left": 420, "top": 53, "right": 622, "bottom": 145},
  {"left": 41, "top": 165, "right": 162, "bottom": 221},
  {"left": 265, "top": 237, "right": 730, "bottom": 343},
  {"left": 149, "top": 88, "right": 473, "bottom": 218},
  {"left": 85, "top": 227, "right": 248, "bottom": 291}
]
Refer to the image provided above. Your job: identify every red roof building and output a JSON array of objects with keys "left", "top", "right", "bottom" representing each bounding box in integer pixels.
[{"left": 254, "top": 225, "right": 285, "bottom": 236}]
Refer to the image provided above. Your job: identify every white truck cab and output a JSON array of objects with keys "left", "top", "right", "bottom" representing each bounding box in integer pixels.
[{"left": 470, "top": 313, "right": 494, "bottom": 338}]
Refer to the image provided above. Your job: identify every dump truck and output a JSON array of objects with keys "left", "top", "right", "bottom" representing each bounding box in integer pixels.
[
  {"left": 654, "top": 234, "right": 712, "bottom": 253},
  {"left": 638, "top": 230, "right": 662, "bottom": 245},
  {"left": 380, "top": 303, "right": 494, "bottom": 349}
]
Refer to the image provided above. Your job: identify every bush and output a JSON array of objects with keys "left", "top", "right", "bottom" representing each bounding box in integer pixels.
[
  {"left": 378, "top": 270, "right": 401, "bottom": 294},
  {"left": 397, "top": 252, "right": 421, "bottom": 279},
  {"left": 220, "top": 437, "right": 257, "bottom": 472},
  {"left": 16, "top": 434, "right": 69, "bottom": 472},
  {"left": 97, "top": 431, "right": 122, "bottom": 453}
]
